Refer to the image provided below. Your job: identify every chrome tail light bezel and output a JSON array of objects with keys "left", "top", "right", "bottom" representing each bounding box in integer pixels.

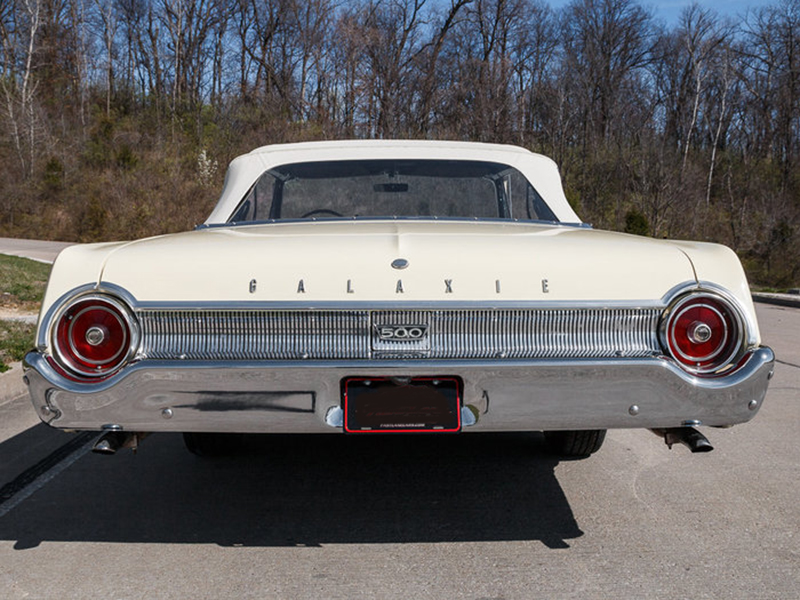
[
  {"left": 49, "top": 292, "right": 140, "bottom": 379},
  {"left": 660, "top": 289, "right": 747, "bottom": 376}
]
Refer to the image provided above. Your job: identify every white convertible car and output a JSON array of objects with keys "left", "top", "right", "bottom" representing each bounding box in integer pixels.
[{"left": 24, "top": 140, "right": 774, "bottom": 457}]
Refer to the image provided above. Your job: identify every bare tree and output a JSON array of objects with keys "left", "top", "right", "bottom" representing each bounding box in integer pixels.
[
  {"left": 560, "top": 0, "right": 654, "bottom": 143},
  {"left": 412, "top": 0, "right": 472, "bottom": 136},
  {"left": 360, "top": 0, "right": 429, "bottom": 137},
  {"left": 704, "top": 40, "right": 737, "bottom": 205},
  {"left": 673, "top": 4, "right": 730, "bottom": 176},
  {"left": 94, "top": 0, "right": 118, "bottom": 117},
  {"left": 2, "top": 0, "right": 41, "bottom": 178}
]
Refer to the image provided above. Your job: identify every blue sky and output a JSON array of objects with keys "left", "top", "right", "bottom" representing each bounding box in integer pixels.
[{"left": 546, "top": 0, "right": 777, "bottom": 25}]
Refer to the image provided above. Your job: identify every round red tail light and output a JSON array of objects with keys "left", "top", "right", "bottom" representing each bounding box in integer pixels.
[
  {"left": 53, "top": 295, "right": 138, "bottom": 378},
  {"left": 662, "top": 293, "right": 744, "bottom": 374}
]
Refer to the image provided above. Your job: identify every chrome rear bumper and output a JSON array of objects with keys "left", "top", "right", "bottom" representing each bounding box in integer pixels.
[{"left": 24, "top": 347, "right": 774, "bottom": 433}]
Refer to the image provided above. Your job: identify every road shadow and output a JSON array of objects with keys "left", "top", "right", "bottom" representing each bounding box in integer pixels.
[
  {"left": 0, "top": 422, "right": 74, "bottom": 486},
  {"left": 0, "top": 431, "right": 583, "bottom": 549}
]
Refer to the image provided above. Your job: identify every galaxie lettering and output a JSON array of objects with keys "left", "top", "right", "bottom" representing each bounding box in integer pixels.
[{"left": 249, "top": 277, "right": 559, "bottom": 295}]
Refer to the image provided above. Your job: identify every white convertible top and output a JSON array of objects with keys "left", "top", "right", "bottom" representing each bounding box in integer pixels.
[{"left": 205, "top": 140, "right": 582, "bottom": 224}]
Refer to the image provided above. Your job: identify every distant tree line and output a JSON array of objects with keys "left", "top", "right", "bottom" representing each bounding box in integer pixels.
[{"left": 0, "top": 0, "right": 798, "bottom": 286}]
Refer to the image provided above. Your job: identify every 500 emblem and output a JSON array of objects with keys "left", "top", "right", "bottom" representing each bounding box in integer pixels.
[{"left": 375, "top": 325, "right": 429, "bottom": 341}]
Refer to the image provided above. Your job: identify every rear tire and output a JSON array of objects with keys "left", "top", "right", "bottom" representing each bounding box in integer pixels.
[
  {"left": 182, "top": 432, "right": 245, "bottom": 457},
  {"left": 543, "top": 429, "right": 606, "bottom": 458}
]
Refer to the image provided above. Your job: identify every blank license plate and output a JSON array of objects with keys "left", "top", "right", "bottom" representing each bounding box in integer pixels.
[{"left": 343, "top": 377, "right": 461, "bottom": 433}]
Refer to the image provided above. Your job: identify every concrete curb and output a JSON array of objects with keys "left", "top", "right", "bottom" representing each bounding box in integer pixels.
[
  {"left": 0, "top": 313, "right": 37, "bottom": 324},
  {"left": 751, "top": 292, "right": 800, "bottom": 309}
]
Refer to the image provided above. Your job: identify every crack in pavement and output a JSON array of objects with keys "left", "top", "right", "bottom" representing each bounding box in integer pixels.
[{"left": 776, "top": 359, "right": 800, "bottom": 370}]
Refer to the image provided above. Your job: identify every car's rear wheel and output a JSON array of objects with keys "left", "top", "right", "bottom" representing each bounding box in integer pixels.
[
  {"left": 182, "top": 432, "right": 245, "bottom": 457},
  {"left": 543, "top": 429, "right": 606, "bottom": 458}
]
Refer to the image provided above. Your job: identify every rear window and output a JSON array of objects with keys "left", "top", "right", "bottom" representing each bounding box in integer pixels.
[{"left": 228, "top": 159, "right": 557, "bottom": 223}]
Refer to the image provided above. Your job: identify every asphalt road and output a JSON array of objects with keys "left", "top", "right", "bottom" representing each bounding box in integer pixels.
[{"left": 0, "top": 303, "right": 797, "bottom": 599}]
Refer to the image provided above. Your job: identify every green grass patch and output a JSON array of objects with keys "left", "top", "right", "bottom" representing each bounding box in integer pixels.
[
  {"left": 0, "top": 253, "right": 49, "bottom": 371},
  {"left": 0, "top": 254, "right": 51, "bottom": 309},
  {"left": 0, "top": 320, "right": 36, "bottom": 372}
]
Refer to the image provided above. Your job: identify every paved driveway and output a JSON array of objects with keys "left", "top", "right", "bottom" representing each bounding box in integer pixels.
[{"left": 0, "top": 237, "right": 73, "bottom": 263}]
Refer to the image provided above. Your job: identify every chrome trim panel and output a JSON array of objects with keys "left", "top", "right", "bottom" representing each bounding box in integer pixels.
[
  {"left": 140, "top": 309, "right": 371, "bottom": 360},
  {"left": 25, "top": 347, "right": 774, "bottom": 433},
  {"left": 135, "top": 307, "right": 662, "bottom": 362},
  {"left": 131, "top": 299, "right": 671, "bottom": 311},
  {"left": 194, "top": 216, "right": 594, "bottom": 230}
]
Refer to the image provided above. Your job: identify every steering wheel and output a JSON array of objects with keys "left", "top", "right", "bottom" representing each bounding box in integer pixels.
[{"left": 301, "top": 209, "right": 343, "bottom": 218}]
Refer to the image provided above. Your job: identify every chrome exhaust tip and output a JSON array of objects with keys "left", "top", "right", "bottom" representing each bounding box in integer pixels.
[
  {"left": 651, "top": 427, "right": 714, "bottom": 453},
  {"left": 92, "top": 431, "right": 146, "bottom": 455}
]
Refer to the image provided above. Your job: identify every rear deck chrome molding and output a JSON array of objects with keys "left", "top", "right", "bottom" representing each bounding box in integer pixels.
[{"left": 194, "top": 216, "right": 593, "bottom": 230}]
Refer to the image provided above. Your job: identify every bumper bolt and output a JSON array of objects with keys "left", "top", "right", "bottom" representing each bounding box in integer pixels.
[
  {"left": 162, "top": 408, "right": 173, "bottom": 419},
  {"left": 748, "top": 399, "right": 758, "bottom": 411},
  {"left": 628, "top": 404, "right": 640, "bottom": 416}
]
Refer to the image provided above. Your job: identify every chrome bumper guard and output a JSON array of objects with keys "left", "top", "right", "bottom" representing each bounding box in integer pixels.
[{"left": 24, "top": 347, "right": 774, "bottom": 433}]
